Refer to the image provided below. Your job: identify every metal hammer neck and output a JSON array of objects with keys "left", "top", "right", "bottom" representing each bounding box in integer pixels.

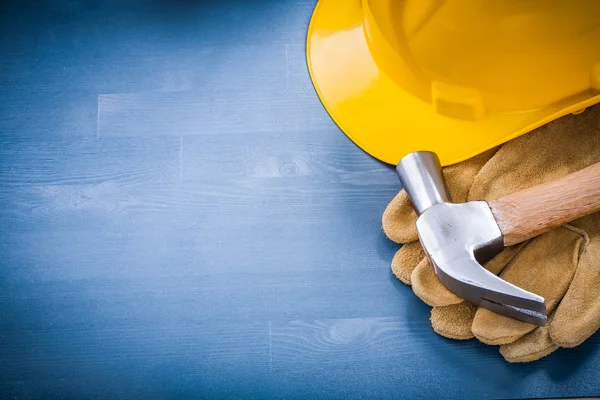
[{"left": 396, "top": 151, "right": 451, "bottom": 215}]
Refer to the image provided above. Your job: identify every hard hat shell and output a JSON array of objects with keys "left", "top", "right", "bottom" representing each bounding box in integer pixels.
[{"left": 306, "top": 0, "right": 600, "bottom": 166}]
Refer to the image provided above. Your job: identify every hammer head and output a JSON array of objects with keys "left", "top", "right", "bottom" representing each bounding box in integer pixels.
[{"left": 396, "top": 152, "right": 547, "bottom": 325}]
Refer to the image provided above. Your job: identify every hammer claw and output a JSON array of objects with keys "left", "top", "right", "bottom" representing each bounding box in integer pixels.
[
  {"left": 479, "top": 299, "right": 548, "bottom": 326},
  {"left": 433, "top": 255, "right": 547, "bottom": 325}
]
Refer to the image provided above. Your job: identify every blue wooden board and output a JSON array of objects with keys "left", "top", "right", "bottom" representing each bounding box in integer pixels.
[{"left": 1, "top": 1, "right": 599, "bottom": 399}]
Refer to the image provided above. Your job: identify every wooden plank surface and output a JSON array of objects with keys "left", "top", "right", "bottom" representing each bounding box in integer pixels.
[{"left": 1, "top": 1, "right": 600, "bottom": 399}]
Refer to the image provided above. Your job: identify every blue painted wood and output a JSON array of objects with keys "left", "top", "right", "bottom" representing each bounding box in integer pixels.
[{"left": 1, "top": 1, "right": 599, "bottom": 399}]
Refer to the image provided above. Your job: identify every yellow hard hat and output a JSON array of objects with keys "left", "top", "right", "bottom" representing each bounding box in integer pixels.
[{"left": 306, "top": 0, "right": 600, "bottom": 166}]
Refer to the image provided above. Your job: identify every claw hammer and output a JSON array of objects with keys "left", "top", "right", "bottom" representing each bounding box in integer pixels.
[{"left": 396, "top": 152, "right": 600, "bottom": 324}]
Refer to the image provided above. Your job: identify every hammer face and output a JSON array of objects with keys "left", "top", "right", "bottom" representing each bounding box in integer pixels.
[{"left": 417, "top": 201, "right": 547, "bottom": 325}]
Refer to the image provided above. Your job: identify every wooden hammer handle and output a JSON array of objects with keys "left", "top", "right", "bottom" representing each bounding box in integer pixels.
[{"left": 489, "top": 162, "right": 600, "bottom": 247}]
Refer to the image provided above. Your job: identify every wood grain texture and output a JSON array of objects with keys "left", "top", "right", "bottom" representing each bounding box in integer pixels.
[
  {"left": 490, "top": 162, "right": 600, "bottom": 246},
  {"left": 1, "top": 1, "right": 600, "bottom": 399},
  {"left": 98, "top": 89, "right": 332, "bottom": 137}
]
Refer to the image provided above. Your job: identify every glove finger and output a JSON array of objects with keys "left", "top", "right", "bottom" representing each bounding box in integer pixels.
[
  {"left": 430, "top": 302, "right": 476, "bottom": 340},
  {"left": 411, "top": 258, "right": 463, "bottom": 306},
  {"left": 472, "top": 227, "right": 583, "bottom": 345},
  {"left": 411, "top": 241, "right": 527, "bottom": 307},
  {"left": 391, "top": 241, "right": 424, "bottom": 285},
  {"left": 499, "top": 325, "right": 558, "bottom": 363},
  {"left": 483, "top": 241, "right": 531, "bottom": 275},
  {"left": 382, "top": 190, "right": 418, "bottom": 244},
  {"left": 550, "top": 216, "right": 600, "bottom": 348}
]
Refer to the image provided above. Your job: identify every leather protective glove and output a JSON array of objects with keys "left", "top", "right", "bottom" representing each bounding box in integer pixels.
[{"left": 382, "top": 106, "right": 600, "bottom": 362}]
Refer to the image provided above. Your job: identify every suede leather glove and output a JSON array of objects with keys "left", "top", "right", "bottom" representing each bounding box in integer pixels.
[{"left": 383, "top": 105, "right": 600, "bottom": 362}]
